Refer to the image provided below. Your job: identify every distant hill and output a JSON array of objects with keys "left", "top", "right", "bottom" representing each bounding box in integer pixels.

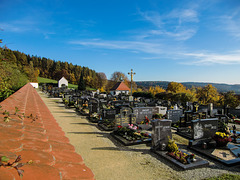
[{"left": 136, "top": 81, "right": 240, "bottom": 94}]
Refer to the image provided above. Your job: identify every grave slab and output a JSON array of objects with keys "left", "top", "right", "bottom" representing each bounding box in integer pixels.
[
  {"left": 152, "top": 149, "right": 209, "bottom": 170},
  {"left": 110, "top": 133, "right": 151, "bottom": 146},
  {"left": 189, "top": 143, "right": 240, "bottom": 166},
  {"left": 98, "top": 123, "right": 114, "bottom": 131}
]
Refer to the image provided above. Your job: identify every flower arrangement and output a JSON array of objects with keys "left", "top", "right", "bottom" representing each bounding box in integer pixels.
[
  {"left": 128, "top": 124, "right": 138, "bottom": 131},
  {"left": 166, "top": 137, "right": 196, "bottom": 164},
  {"left": 139, "top": 116, "right": 150, "bottom": 125},
  {"left": 213, "top": 132, "right": 232, "bottom": 147},
  {"left": 114, "top": 125, "right": 151, "bottom": 141},
  {"left": 80, "top": 107, "right": 89, "bottom": 115},
  {"left": 89, "top": 112, "right": 100, "bottom": 120},
  {"left": 82, "top": 103, "right": 88, "bottom": 108}
]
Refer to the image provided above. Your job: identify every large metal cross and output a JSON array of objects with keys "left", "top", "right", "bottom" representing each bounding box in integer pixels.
[{"left": 128, "top": 69, "right": 136, "bottom": 97}]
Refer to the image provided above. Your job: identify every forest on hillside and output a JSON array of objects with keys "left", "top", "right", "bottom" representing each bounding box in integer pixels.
[
  {"left": 0, "top": 47, "right": 103, "bottom": 87},
  {"left": 1, "top": 45, "right": 240, "bottom": 108},
  {"left": 0, "top": 46, "right": 108, "bottom": 101}
]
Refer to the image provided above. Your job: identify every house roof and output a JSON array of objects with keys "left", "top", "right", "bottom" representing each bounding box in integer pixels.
[
  {"left": 110, "top": 81, "right": 130, "bottom": 91},
  {"left": 59, "top": 77, "right": 68, "bottom": 82}
]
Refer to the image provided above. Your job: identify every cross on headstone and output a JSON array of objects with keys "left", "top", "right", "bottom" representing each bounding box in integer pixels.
[
  {"left": 103, "top": 110, "right": 107, "bottom": 117},
  {"left": 122, "top": 109, "right": 128, "bottom": 117},
  {"left": 89, "top": 104, "right": 93, "bottom": 112},
  {"left": 152, "top": 119, "right": 172, "bottom": 151}
]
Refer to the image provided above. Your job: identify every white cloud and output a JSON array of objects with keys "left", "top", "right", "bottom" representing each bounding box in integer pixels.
[
  {"left": 217, "top": 8, "right": 240, "bottom": 39},
  {"left": 183, "top": 51, "right": 240, "bottom": 65},
  {"left": 69, "top": 39, "right": 164, "bottom": 54},
  {"left": 69, "top": 38, "right": 240, "bottom": 66},
  {"left": 168, "top": 9, "right": 199, "bottom": 24},
  {"left": 137, "top": 7, "right": 199, "bottom": 41}
]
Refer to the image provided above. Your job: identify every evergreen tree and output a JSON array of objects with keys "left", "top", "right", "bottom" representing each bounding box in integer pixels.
[{"left": 78, "top": 71, "right": 86, "bottom": 91}]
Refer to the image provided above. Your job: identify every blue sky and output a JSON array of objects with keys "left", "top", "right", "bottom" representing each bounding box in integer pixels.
[{"left": 1, "top": 0, "right": 240, "bottom": 84}]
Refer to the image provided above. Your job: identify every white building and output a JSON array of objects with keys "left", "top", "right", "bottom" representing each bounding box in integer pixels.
[
  {"left": 58, "top": 77, "right": 68, "bottom": 88},
  {"left": 30, "top": 82, "right": 39, "bottom": 88},
  {"left": 110, "top": 81, "right": 130, "bottom": 96}
]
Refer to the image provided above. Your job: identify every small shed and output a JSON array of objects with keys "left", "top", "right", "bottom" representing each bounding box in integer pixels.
[
  {"left": 110, "top": 81, "right": 130, "bottom": 96},
  {"left": 30, "top": 82, "right": 39, "bottom": 88},
  {"left": 58, "top": 77, "right": 68, "bottom": 88}
]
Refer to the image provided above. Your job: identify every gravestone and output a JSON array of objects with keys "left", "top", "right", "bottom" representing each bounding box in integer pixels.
[
  {"left": 102, "top": 109, "right": 116, "bottom": 120},
  {"left": 133, "top": 107, "right": 153, "bottom": 124},
  {"left": 88, "top": 98, "right": 99, "bottom": 115},
  {"left": 167, "top": 109, "right": 183, "bottom": 123},
  {"left": 191, "top": 118, "right": 218, "bottom": 140},
  {"left": 152, "top": 119, "right": 172, "bottom": 151},
  {"left": 64, "top": 94, "right": 71, "bottom": 102},
  {"left": 115, "top": 107, "right": 136, "bottom": 127},
  {"left": 157, "top": 106, "right": 167, "bottom": 115}
]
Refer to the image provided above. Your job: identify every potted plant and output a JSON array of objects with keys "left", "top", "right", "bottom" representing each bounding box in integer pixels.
[{"left": 213, "top": 132, "right": 232, "bottom": 147}]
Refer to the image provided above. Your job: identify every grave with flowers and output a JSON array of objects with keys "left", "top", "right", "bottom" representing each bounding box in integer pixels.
[
  {"left": 110, "top": 107, "right": 151, "bottom": 146},
  {"left": 133, "top": 107, "right": 165, "bottom": 131},
  {"left": 189, "top": 118, "right": 240, "bottom": 166},
  {"left": 98, "top": 109, "right": 117, "bottom": 131},
  {"left": 87, "top": 98, "right": 101, "bottom": 123},
  {"left": 151, "top": 119, "right": 209, "bottom": 170}
]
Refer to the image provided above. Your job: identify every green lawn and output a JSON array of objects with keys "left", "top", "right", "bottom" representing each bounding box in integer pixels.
[
  {"left": 38, "top": 77, "right": 58, "bottom": 84},
  {"left": 37, "top": 77, "right": 96, "bottom": 90}
]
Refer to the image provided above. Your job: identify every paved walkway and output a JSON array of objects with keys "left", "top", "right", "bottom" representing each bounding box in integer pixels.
[{"left": 0, "top": 83, "right": 94, "bottom": 180}]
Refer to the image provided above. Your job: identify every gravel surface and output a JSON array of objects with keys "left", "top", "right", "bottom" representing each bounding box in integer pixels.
[{"left": 38, "top": 91, "right": 240, "bottom": 180}]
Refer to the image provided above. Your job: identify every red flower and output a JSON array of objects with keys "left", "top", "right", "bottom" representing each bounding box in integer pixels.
[
  {"left": 117, "top": 125, "right": 122, "bottom": 129},
  {"left": 145, "top": 116, "right": 150, "bottom": 122}
]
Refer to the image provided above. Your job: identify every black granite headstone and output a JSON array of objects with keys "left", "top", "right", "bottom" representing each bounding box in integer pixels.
[
  {"left": 88, "top": 98, "right": 99, "bottom": 115},
  {"left": 167, "top": 109, "right": 183, "bottom": 123},
  {"left": 102, "top": 109, "right": 116, "bottom": 120},
  {"left": 191, "top": 118, "right": 218, "bottom": 140},
  {"left": 133, "top": 107, "right": 154, "bottom": 124},
  {"left": 152, "top": 119, "right": 172, "bottom": 151}
]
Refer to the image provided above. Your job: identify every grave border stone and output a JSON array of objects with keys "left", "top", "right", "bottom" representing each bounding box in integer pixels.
[
  {"left": 110, "top": 133, "right": 152, "bottom": 146},
  {"left": 151, "top": 149, "right": 209, "bottom": 170}
]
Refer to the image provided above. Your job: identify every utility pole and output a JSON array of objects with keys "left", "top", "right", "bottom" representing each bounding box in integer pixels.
[{"left": 128, "top": 69, "right": 136, "bottom": 98}]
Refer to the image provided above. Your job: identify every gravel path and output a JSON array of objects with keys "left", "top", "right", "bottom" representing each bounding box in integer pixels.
[{"left": 37, "top": 90, "right": 240, "bottom": 180}]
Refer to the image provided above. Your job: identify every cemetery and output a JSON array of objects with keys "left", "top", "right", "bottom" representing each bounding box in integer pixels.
[
  {"left": 41, "top": 80, "right": 240, "bottom": 172},
  {"left": 1, "top": 80, "right": 240, "bottom": 179}
]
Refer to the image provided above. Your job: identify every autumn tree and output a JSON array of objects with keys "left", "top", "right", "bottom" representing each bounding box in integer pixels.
[
  {"left": 97, "top": 72, "right": 107, "bottom": 90},
  {"left": 148, "top": 86, "right": 165, "bottom": 96},
  {"left": 219, "top": 91, "right": 240, "bottom": 108},
  {"left": 167, "top": 82, "right": 187, "bottom": 93},
  {"left": 196, "top": 84, "right": 220, "bottom": 105}
]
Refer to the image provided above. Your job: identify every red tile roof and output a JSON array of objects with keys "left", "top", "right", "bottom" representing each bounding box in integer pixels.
[
  {"left": 110, "top": 81, "right": 130, "bottom": 91},
  {"left": 0, "top": 83, "right": 95, "bottom": 180}
]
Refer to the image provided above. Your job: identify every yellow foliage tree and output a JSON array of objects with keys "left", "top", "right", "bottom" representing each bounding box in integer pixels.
[
  {"left": 196, "top": 84, "right": 220, "bottom": 105},
  {"left": 99, "top": 87, "right": 105, "bottom": 92},
  {"left": 148, "top": 86, "right": 165, "bottom": 96},
  {"left": 167, "top": 82, "right": 187, "bottom": 93}
]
